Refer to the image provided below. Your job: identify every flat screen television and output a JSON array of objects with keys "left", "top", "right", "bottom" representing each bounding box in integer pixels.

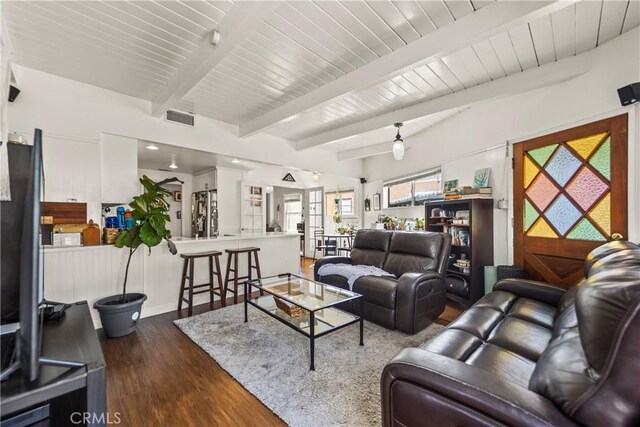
[
  {"left": 0, "top": 129, "right": 44, "bottom": 382},
  {"left": 19, "top": 128, "right": 45, "bottom": 381}
]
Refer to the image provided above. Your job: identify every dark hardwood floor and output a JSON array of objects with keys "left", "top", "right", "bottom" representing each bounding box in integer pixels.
[{"left": 99, "top": 257, "right": 462, "bottom": 426}]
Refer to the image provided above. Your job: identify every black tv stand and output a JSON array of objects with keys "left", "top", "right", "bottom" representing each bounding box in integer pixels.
[{"left": 1, "top": 302, "right": 106, "bottom": 426}]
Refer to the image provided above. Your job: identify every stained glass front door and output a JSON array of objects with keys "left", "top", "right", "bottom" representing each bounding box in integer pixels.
[
  {"left": 514, "top": 115, "right": 628, "bottom": 287},
  {"left": 523, "top": 132, "right": 611, "bottom": 241}
]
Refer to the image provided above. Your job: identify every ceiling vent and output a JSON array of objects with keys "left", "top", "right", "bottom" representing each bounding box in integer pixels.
[{"left": 166, "top": 109, "right": 195, "bottom": 127}]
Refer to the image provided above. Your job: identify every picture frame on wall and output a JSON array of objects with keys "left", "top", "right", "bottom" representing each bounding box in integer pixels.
[
  {"left": 373, "top": 193, "right": 381, "bottom": 211},
  {"left": 364, "top": 196, "right": 371, "bottom": 211},
  {"left": 174, "top": 191, "right": 182, "bottom": 202}
]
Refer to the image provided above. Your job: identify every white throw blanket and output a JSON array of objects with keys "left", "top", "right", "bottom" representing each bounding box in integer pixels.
[{"left": 317, "top": 263, "right": 395, "bottom": 290}]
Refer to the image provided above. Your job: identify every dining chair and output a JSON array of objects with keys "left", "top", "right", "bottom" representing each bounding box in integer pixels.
[{"left": 313, "top": 228, "right": 337, "bottom": 260}]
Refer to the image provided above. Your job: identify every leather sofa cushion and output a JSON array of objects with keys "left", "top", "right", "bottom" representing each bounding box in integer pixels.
[
  {"left": 419, "top": 329, "right": 481, "bottom": 361},
  {"left": 389, "top": 231, "right": 444, "bottom": 258},
  {"left": 383, "top": 232, "right": 444, "bottom": 277},
  {"left": 353, "top": 229, "right": 392, "bottom": 251},
  {"left": 507, "top": 298, "right": 556, "bottom": 329},
  {"left": 353, "top": 275, "right": 399, "bottom": 309},
  {"left": 576, "top": 247, "right": 640, "bottom": 372},
  {"left": 583, "top": 240, "right": 638, "bottom": 275},
  {"left": 383, "top": 253, "right": 436, "bottom": 278},
  {"left": 529, "top": 304, "right": 595, "bottom": 411},
  {"left": 350, "top": 248, "right": 387, "bottom": 268},
  {"left": 420, "top": 290, "right": 555, "bottom": 387},
  {"left": 466, "top": 343, "right": 537, "bottom": 389},
  {"left": 350, "top": 229, "right": 393, "bottom": 268},
  {"left": 486, "top": 317, "right": 551, "bottom": 361},
  {"left": 445, "top": 306, "right": 503, "bottom": 340}
]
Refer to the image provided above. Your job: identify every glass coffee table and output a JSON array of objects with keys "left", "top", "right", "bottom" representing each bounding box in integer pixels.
[{"left": 244, "top": 273, "right": 364, "bottom": 370}]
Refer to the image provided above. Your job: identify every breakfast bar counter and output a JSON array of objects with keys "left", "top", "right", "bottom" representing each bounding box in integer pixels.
[{"left": 44, "top": 233, "right": 301, "bottom": 328}]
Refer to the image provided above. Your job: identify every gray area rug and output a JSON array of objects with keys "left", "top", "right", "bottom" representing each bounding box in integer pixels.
[{"left": 174, "top": 303, "right": 444, "bottom": 427}]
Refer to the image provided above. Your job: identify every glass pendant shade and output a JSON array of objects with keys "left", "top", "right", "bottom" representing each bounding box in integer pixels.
[
  {"left": 392, "top": 138, "right": 404, "bottom": 160},
  {"left": 392, "top": 123, "right": 404, "bottom": 160}
]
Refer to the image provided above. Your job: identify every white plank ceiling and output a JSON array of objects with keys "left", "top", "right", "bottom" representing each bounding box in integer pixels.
[{"left": 3, "top": 1, "right": 639, "bottom": 158}]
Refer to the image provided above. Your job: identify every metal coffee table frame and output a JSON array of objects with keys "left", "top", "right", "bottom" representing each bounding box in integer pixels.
[{"left": 244, "top": 273, "right": 364, "bottom": 370}]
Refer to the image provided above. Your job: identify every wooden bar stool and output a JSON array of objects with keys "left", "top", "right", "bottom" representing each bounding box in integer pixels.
[
  {"left": 178, "top": 251, "right": 224, "bottom": 316},
  {"left": 223, "top": 247, "right": 262, "bottom": 304}
]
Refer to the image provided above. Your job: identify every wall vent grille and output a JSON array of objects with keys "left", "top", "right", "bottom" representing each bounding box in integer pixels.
[{"left": 166, "top": 109, "right": 195, "bottom": 127}]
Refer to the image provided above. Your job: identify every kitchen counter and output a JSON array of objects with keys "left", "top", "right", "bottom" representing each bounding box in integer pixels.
[
  {"left": 43, "top": 232, "right": 300, "bottom": 327},
  {"left": 44, "top": 231, "right": 299, "bottom": 251}
]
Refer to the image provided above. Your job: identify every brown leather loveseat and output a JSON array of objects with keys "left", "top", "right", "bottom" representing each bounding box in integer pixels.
[
  {"left": 381, "top": 240, "right": 640, "bottom": 426},
  {"left": 314, "top": 229, "right": 451, "bottom": 334}
]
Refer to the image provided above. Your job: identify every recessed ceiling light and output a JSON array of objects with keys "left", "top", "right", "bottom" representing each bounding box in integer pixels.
[
  {"left": 231, "top": 159, "right": 240, "bottom": 163},
  {"left": 146, "top": 144, "right": 159, "bottom": 150}
]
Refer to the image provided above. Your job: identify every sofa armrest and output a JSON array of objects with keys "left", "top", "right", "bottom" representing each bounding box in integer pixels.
[
  {"left": 313, "top": 256, "right": 352, "bottom": 280},
  {"left": 382, "top": 348, "right": 576, "bottom": 427},
  {"left": 395, "top": 272, "right": 446, "bottom": 334},
  {"left": 493, "top": 278, "right": 566, "bottom": 306}
]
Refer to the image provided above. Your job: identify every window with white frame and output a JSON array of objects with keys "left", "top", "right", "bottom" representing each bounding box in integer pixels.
[
  {"left": 284, "top": 194, "right": 302, "bottom": 232},
  {"left": 325, "top": 190, "right": 355, "bottom": 217},
  {"left": 383, "top": 168, "right": 442, "bottom": 208}
]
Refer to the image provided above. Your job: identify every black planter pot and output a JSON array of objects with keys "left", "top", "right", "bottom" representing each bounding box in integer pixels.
[{"left": 94, "top": 293, "right": 147, "bottom": 338}]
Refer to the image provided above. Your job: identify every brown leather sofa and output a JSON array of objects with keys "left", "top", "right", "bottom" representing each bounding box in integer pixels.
[
  {"left": 381, "top": 240, "right": 640, "bottom": 427},
  {"left": 314, "top": 229, "right": 451, "bottom": 334}
]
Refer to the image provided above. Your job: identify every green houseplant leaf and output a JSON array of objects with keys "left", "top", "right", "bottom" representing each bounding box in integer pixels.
[{"left": 114, "top": 175, "right": 182, "bottom": 302}]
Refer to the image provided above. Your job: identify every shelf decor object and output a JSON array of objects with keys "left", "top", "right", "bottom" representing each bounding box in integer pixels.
[
  {"left": 425, "top": 198, "right": 494, "bottom": 306},
  {"left": 473, "top": 168, "right": 491, "bottom": 188}
]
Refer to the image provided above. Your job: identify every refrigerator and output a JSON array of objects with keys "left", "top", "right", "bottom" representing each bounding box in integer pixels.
[{"left": 191, "top": 190, "right": 218, "bottom": 238}]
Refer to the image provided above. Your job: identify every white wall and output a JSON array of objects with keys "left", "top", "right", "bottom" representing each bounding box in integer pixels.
[
  {"left": 7, "top": 65, "right": 364, "bottom": 179},
  {"left": 363, "top": 28, "right": 640, "bottom": 265},
  {"left": 216, "top": 167, "right": 243, "bottom": 235}
]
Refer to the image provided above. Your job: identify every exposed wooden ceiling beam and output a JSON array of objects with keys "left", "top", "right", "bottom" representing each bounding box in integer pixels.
[
  {"left": 336, "top": 142, "right": 407, "bottom": 161},
  {"left": 303, "top": 51, "right": 592, "bottom": 152},
  {"left": 239, "top": 0, "right": 576, "bottom": 137},
  {"left": 151, "top": 2, "right": 281, "bottom": 118}
]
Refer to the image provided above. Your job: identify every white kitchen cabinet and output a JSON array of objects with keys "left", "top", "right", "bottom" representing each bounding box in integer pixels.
[
  {"left": 192, "top": 170, "right": 216, "bottom": 192},
  {"left": 42, "top": 136, "right": 100, "bottom": 204},
  {"left": 100, "top": 134, "right": 138, "bottom": 204}
]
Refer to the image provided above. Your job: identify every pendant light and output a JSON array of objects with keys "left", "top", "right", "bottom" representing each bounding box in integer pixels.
[{"left": 392, "top": 123, "right": 404, "bottom": 160}]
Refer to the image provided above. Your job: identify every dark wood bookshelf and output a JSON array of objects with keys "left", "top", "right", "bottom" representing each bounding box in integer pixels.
[{"left": 425, "top": 199, "right": 494, "bottom": 306}]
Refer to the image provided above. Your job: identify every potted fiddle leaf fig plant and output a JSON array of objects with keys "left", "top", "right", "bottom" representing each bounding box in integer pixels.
[{"left": 94, "top": 175, "right": 180, "bottom": 338}]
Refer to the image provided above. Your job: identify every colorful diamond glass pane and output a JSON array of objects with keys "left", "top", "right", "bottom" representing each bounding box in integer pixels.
[
  {"left": 526, "top": 174, "right": 559, "bottom": 211},
  {"left": 567, "top": 132, "right": 607, "bottom": 159},
  {"left": 545, "top": 146, "right": 582, "bottom": 186},
  {"left": 524, "top": 156, "right": 539, "bottom": 189},
  {"left": 567, "top": 218, "right": 606, "bottom": 241},
  {"left": 527, "top": 217, "right": 557, "bottom": 238},
  {"left": 589, "top": 137, "right": 611, "bottom": 180},
  {"left": 566, "top": 167, "right": 608, "bottom": 211},
  {"left": 589, "top": 193, "right": 611, "bottom": 235},
  {"left": 528, "top": 144, "right": 557, "bottom": 167},
  {"left": 544, "top": 194, "right": 582, "bottom": 235},
  {"left": 524, "top": 199, "right": 539, "bottom": 232}
]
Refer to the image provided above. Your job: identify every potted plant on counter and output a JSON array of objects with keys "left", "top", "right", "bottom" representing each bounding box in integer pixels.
[
  {"left": 94, "top": 175, "right": 180, "bottom": 338},
  {"left": 415, "top": 217, "right": 425, "bottom": 231},
  {"left": 383, "top": 216, "right": 398, "bottom": 230}
]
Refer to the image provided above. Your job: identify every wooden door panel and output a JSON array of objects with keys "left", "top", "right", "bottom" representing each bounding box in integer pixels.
[{"left": 514, "top": 114, "right": 628, "bottom": 288}]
